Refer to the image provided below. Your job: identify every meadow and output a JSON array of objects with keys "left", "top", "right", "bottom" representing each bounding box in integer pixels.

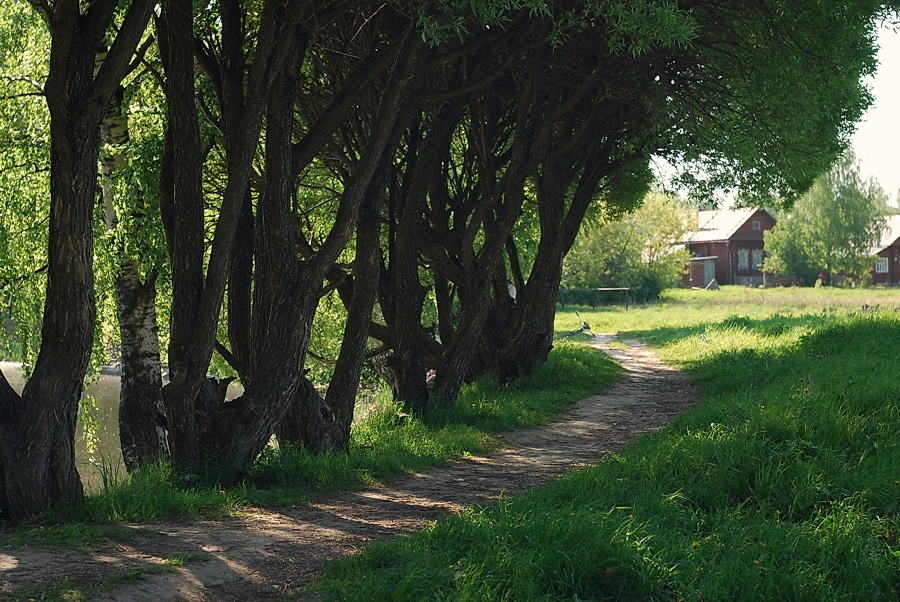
[{"left": 316, "top": 286, "right": 900, "bottom": 600}]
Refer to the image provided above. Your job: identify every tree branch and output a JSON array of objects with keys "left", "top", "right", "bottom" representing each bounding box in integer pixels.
[
  {"left": 213, "top": 339, "right": 250, "bottom": 376},
  {"left": 1, "top": 75, "right": 44, "bottom": 94},
  {"left": 0, "top": 264, "right": 49, "bottom": 292}
]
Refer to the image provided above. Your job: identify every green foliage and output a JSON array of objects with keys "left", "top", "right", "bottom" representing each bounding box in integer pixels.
[
  {"left": 666, "top": 0, "right": 881, "bottom": 203},
  {"left": 0, "top": 0, "right": 50, "bottom": 366},
  {"left": 415, "top": 0, "right": 697, "bottom": 51},
  {"left": 319, "top": 297, "right": 900, "bottom": 600},
  {"left": 764, "top": 151, "right": 889, "bottom": 285},
  {"left": 563, "top": 189, "right": 692, "bottom": 301}
]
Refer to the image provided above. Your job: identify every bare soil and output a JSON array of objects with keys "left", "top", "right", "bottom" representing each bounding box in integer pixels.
[{"left": 0, "top": 335, "right": 700, "bottom": 601}]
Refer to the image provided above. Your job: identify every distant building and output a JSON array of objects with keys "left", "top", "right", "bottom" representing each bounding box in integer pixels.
[
  {"left": 678, "top": 208, "right": 777, "bottom": 287},
  {"left": 871, "top": 214, "right": 900, "bottom": 286}
]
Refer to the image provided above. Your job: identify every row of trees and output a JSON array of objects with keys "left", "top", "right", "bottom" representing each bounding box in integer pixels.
[{"left": 0, "top": 0, "right": 890, "bottom": 520}]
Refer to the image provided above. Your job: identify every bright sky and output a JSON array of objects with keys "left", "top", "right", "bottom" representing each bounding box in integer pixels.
[{"left": 852, "top": 23, "right": 900, "bottom": 203}]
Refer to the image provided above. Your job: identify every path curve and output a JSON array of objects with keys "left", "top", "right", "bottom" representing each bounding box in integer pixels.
[{"left": 0, "top": 335, "right": 699, "bottom": 601}]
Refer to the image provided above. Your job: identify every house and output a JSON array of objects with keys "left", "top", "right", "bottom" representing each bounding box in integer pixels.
[
  {"left": 871, "top": 214, "right": 900, "bottom": 285},
  {"left": 678, "top": 208, "right": 777, "bottom": 287}
]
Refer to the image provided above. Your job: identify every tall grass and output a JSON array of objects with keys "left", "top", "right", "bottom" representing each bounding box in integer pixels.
[
  {"left": 319, "top": 288, "right": 900, "bottom": 600},
  {"left": 15, "top": 340, "right": 618, "bottom": 535}
]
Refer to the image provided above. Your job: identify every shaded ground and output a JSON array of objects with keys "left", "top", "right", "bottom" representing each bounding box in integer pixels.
[{"left": 0, "top": 335, "right": 700, "bottom": 601}]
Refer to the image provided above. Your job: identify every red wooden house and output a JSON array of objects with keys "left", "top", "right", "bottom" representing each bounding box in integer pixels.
[
  {"left": 679, "top": 208, "right": 777, "bottom": 287},
  {"left": 871, "top": 214, "right": 900, "bottom": 286}
]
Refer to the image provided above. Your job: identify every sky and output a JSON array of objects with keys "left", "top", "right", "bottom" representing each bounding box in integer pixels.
[{"left": 852, "top": 24, "right": 900, "bottom": 203}]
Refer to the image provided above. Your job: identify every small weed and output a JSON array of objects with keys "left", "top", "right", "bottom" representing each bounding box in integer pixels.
[{"left": 164, "top": 551, "right": 209, "bottom": 566}]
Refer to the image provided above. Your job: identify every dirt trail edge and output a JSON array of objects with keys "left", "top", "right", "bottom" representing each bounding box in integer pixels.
[{"left": 0, "top": 335, "right": 699, "bottom": 601}]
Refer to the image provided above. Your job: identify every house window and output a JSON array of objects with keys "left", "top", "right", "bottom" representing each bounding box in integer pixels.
[
  {"left": 876, "top": 257, "right": 889, "bottom": 273},
  {"left": 738, "top": 248, "right": 750, "bottom": 270},
  {"left": 752, "top": 220, "right": 761, "bottom": 231},
  {"left": 751, "top": 249, "right": 764, "bottom": 270}
]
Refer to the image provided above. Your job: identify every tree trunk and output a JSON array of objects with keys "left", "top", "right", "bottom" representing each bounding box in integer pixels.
[
  {"left": 275, "top": 377, "right": 335, "bottom": 452},
  {"left": 322, "top": 191, "right": 384, "bottom": 452},
  {"left": 158, "top": 0, "right": 314, "bottom": 473},
  {"left": 116, "top": 263, "right": 168, "bottom": 471},
  {"left": 175, "top": 29, "right": 423, "bottom": 475},
  {"left": 157, "top": 0, "right": 208, "bottom": 471},
  {"left": 496, "top": 247, "right": 563, "bottom": 381},
  {"left": 384, "top": 105, "right": 462, "bottom": 413},
  {"left": 0, "top": 0, "right": 155, "bottom": 520},
  {"left": 495, "top": 156, "right": 625, "bottom": 381},
  {"left": 99, "top": 78, "right": 169, "bottom": 473}
]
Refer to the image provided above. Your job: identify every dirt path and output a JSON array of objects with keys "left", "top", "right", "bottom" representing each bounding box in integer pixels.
[{"left": 0, "top": 335, "right": 699, "bottom": 601}]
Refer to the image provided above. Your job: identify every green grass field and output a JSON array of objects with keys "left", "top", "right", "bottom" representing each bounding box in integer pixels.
[{"left": 317, "top": 287, "right": 900, "bottom": 600}]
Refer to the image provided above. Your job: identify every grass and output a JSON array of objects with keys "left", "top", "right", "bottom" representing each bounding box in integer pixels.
[
  {"left": 316, "top": 287, "right": 900, "bottom": 600},
  {"left": 2, "top": 340, "right": 620, "bottom": 548}
]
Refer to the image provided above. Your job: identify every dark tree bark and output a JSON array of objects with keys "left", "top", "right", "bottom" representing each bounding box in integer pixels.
[
  {"left": 275, "top": 377, "right": 333, "bottom": 450},
  {"left": 0, "top": 0, "right": 155, "bottom": 520},
  {"left": 271, "top": 29, "right": 425, "bottom": 456},
  {"left": 152, "top": 13, "right": 426, "bottom": 474},
  {"left": 321, "top": 186, "right": 385, "bottom": 452},
  {"left": 385, "top": 119, "right": 447, "bottom": 412},
  {"left": 496, "top": 158, "right": 607, "bottom": 381},
  {"left": 492, "top": 90, "right": 656, "bottom": 381},
  {"left": 158, "top": 0, "right": 312, "bottom": 472},
  {"left": 157, "top": 0, "right": 208, "bottom": 471},
  {"left": 226, "top": 190, "right": 255, "bottom": 381},
  {"left": 425, "top": 60, "right": 550, "bottom": 406}
]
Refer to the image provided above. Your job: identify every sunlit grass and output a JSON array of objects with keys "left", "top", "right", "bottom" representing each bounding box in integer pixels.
[{"left": 318, "top": 288, "right": 900, "bottom": 600}]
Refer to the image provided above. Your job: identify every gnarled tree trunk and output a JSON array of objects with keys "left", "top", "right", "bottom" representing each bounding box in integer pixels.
[{"left": 0, "top": 0, "right": 155, "bottom": 520}]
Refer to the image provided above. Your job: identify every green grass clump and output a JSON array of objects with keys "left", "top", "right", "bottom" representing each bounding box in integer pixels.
[{"left": 318, "top": 291, "right": 900, "bottom": 600}]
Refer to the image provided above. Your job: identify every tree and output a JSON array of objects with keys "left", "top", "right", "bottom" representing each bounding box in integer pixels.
[
  {"left": 562, "top": 190, "right": 693, "bottom": 301},
  {"left": 470, "top": 0, "right": 885, "bottom": 384},
  {"left": 0, "top": 0, "right": 156, "bottom": 520},
  {"left": 99, "top": 65, "right": 170, "bottom": 473},
  {"left": 763, "top": 151, "right": 888, "bottom": 285}
]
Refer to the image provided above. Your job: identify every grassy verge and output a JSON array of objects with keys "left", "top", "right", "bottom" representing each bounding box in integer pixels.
[
  {"left": 2, "top": 340, "right": 619, "bottom": 547},
  {"left": 317, "top": 287, "right": 900, "bottom": 600}
]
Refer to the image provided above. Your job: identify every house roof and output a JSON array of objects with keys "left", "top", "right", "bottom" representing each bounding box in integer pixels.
[
  {"left": 875, "top": 214, "right": 900, "bottom": 253},
  {"left": 680, "top": 208, "right": 769, "bottom": 244}
]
